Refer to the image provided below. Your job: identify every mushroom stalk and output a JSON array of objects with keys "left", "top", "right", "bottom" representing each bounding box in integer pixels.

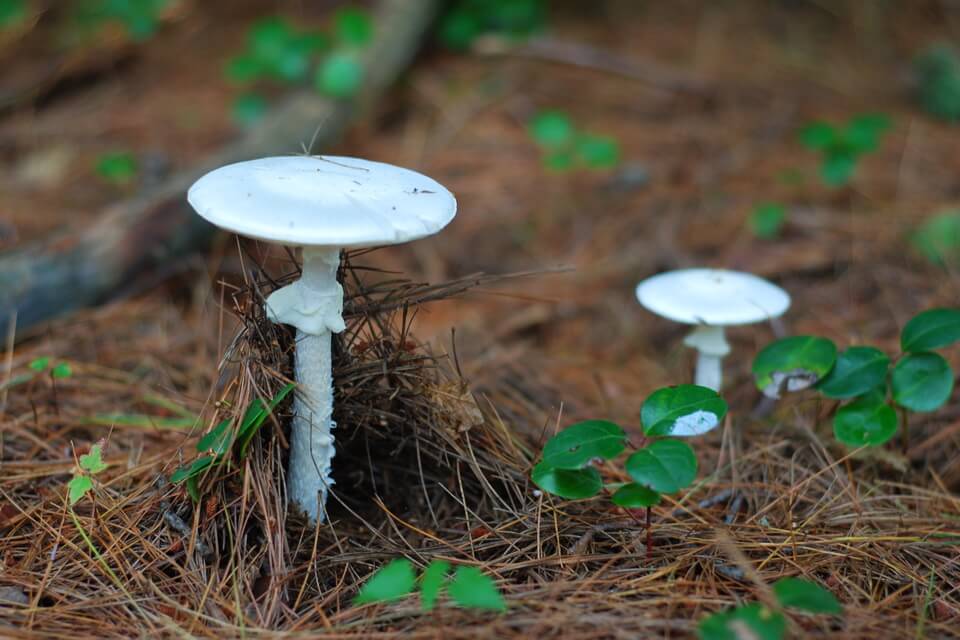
[
  {"left": 683, "top": 325, "right": 730, "bottom": 391},
  {"left": 265, "top": 246, "right": 346, "bottom": 522}
]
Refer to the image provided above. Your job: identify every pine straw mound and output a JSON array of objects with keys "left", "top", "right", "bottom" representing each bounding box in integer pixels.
[{"left": 2, "top": 251, "right": 960, "bottom": 638}]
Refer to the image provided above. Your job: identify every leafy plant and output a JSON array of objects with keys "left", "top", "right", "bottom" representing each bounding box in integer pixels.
[
  {"left": 438, "top": 0, "right": 546, "bottom": 52},
  {"left": 95, "top": 152, "right": 138, "bottom": 185},
  {"left": 799, "top": 113, "right": 891, "bottom": 186},
  {"left": 170, "top": 383, "right": 295, "bottom": 501},
  {"left": 749, "top": 202, "right": 788, "bottom": 240},
  {"left": 912, "top": 210, "right": 960, "bottom": 266},
  {"left": 67, "top": 442, "right": 109, "bottom": 505},
  {"left": 74, "top": 0, "right": 173, "bottom": 41},
  {"left": 699, "top": 577, "right": 841, "bottom": 640},
  {"left": 752, "top": 308, "right": 960, "bottom": 450},
  {"left": 313, "top": 7, "right": 373, "bottom": 99},
  {"left": 528, "top": 110, "right": 621, "bottom": 172},
  {"left": 915, "top": 43, "right": 960, "bottom": 123},
  {"left": 355, "top": 558, "right": 506, "bottom": 612}
]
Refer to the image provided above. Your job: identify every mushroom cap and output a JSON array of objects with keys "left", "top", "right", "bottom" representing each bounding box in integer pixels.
[
  {"left": 636, "top": 269, "right": 790, "bottom": 326},
  {"left": 187, "top": 156, "right": 457, "bottom": 248}
]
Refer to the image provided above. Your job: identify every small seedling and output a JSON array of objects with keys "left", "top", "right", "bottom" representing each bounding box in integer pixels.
[
  {"left": 748, "top": 202, "right": 787, "bottom": 240},
  {"left": 799, "top": 113, "right": 891, "bottom": 186},
  {"left": 698, "top": 576, "right": 842, "bottom": 640},
  {"left": 912, "top": 210, "right": 960, "bottom": 266},
  {"left": 533, "top": 385, "right": 726, "bottom": 554},
  {"left": 915, "top": 43, "right": 960, "bottom": 123},
  {"left": 528, "top": 110, "right": 620, "bottom": 172},
  {"left": 95, "top": 152, "right": 138, "bottom": 185},
  {"left": 67, "top": 442, "right": 109, "bottom": 505},
  {"left": 438, "top": 0, "right": 546, "bottom": 52},
  {"left": 752, "top": 308, "right": 960, "bottom": 451},
  {"left": 355, "top": 558, "right": 506, "bottom": 612},
  {"left": 170, "top": 383, "right": 294, "bottom": 501}
]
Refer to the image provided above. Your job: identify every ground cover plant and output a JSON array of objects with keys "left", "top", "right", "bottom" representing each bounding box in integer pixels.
[{"left": 4, "top": 1, "right": 960, "bottom": 638}]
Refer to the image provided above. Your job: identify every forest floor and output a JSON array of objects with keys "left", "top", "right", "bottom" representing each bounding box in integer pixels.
[{"left": 2, "top": 1, "right": 960, "bottom": 638}]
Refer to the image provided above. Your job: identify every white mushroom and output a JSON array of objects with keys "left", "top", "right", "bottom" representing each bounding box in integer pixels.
[
  {"left": 635, "top": 269, "right": 790, "bottom": 391},
  {"left": 188, "top": 156, "right": 456, "bottom": 522}
]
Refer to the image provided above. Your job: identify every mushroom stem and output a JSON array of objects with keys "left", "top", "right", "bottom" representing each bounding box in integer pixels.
[
  {"left": 266, "top": 246, "right": 346, "bottom": 522},
  {"left": 683, "top": 325, "right": 730, "bottom": 391}
]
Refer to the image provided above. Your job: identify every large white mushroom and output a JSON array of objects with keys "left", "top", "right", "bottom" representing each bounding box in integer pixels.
[
  {"left": 188, "top": 155, "right": 456, "bottom": 522},
  {"left": 635, "top": 269, "right": 790, "bottom": 391}
]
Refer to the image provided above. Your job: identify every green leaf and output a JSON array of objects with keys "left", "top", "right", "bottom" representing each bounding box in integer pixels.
[
  {"left": 67, "top": 476, "right": 93, "bottom": 506},
  {"left": 249, "top": 17, "right": 294, "bottom": 61},
  {"left": 772, "top": 577, "right": 842, "bottom": 614},
  {"left": 315, "top": 52, "right": 364, "bottom": 98},
  {"left": 749, "top": 202, "right": 787, "bottom": 240},
  {"left": 540, "top": 420, "right": 626, "bottom": 469},
  {"left": 354, "top": 558, "right": 416, "bottom": 605},
  {"left": 224, "top": 54, "right": 263, "bottom": 84},
  {"left": 529, "top": 111, "right": 575, "bottom": 149},
  {"left": 820, "top": 152, "right": 857, "bottom": 186},
  {"left": 753, "top": 336, "right": 838, "bottom": 398},
  {"left": 611, "top": 483, "right": 661, "bottom": 508},
  {"left": 185, "top": 476, "right": 201, "bottom": 502},
  {"left": 641, "top": 384, "right": 728, "bottom": 437},
  {"left": 575, "top": 134, "right": 620, "bottom": 169},
  {"left": 420, "top": 560, "right": 450, "bottom": 612},
  {"left": 438, "top": 8, "right": 482, "bottom": 51},
  {"left": 844, "top": 113, "right": 890, "bottom": 153},
  {"left": 799, "top": 121, "right": 836, "bottom": 150},
  {"left": 0, "top": 0, "right": 27, "bottom": 28},
  {"left": 447, "top": 565, "right": 506, "bottom": 612},
  {"left": 891, "top": 352, "right": 954, "bottom": 412},
  {"left": 912, "top": 211, "right": 960, "bottom": 266},
  {"left": 95, "top": 152, "right": 138, "bottom": 184},
  {"left": 28, "top": 357, "right": 50, "bottom": 372},
  {"left": 816, "top": 346, "right": 890, "bottom": 399},
  {"left": 333, "top": 7, "right": 373, "bottom": 47},
  {"left": 901, "top": 308, "right": 960, "bottom": 353},
  {"left": 625, "top": 439, "right": 697, "bottom": 494},
  {"left": 833, "top": 396, "right": 897, "bottom": 447},
  {"left": 531, "top": 463, "right": 602, "bottom": 499},
  {"left": 543, "top": 150, "right": 575, "bottom": 172},
  {"left": 698, "top": 603, "right": 787, "bottom": 640},
  {"left": 51, "top": 362, "right": 72, "bottom": 379},
  {"left": 170, "top": 455, "right": 215, "bottom": 484},
  {"left": 197, "top": 419, "right": 232, "bottom": 456},
  {"left": 237, "top": 383, "right": 296, "bottom": 457},
  {"left": 232, "top": 93, "right": 268, "bottom": 127},
  {"left": 79, "top": 444, "right": 108, "bottom": 474}
]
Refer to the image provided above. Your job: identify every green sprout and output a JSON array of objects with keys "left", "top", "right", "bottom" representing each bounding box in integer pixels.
[
  {"left": 799, "top": 113, "right": 891, "bottom": 186},
  {"left": 748, "top": 202, "right": 788, "bottom": 240},
  {"left": 698, "top": 577, "right": 842, "bottom": 640},
  {"left": 915, "top": 43, "right": 960, "bottom": 123},
  {"left": 752, "top": 308, "right": 960, "bottom": 450},
  {"left": 95, "top": 152, "right": 138, "bottom": 185},
  {"left": 354, "top": 558, "right": 506, "bottom": 612},
  {"left": 170, "top": 383, "right": 294, "bottom": 501},
  {"left": 528, "top": 110, "right": 621, "bottom": 173},
  {"left": 67, "top": 442, "right": 109, "bottom": 505},
  {"left": 438, "top": 0, "right": 546, "bottom": 52}
]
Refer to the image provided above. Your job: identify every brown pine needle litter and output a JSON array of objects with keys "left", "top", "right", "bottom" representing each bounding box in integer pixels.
[{"left": 1, "top": 248, "right": 960, "bottom": 639}]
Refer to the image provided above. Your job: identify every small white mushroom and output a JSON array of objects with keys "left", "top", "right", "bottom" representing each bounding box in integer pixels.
[
  {"left": 635, "top": 269, "right": 790, "bottom": 391},
  {"left": 188, "top": 156, "right": 456, "bottom": 522}
]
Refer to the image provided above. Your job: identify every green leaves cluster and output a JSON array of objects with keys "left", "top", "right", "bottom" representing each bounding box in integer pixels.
[
  {"left": 438, "top": 0, "right": 546, "bottom": 52},
  {"left": 533, "top": 385, "right": 727, "bottom": 508},
  {"left": 752, "top": 308, "right": 960, "bottom": 449},
  {"left": 915, "top": 43, "right": 960, "bottom": 123},
  {"left": 748, "top": 202, "right": 788, "bottom": 240},
  {"left": 528, "top": 110, "right": 621, "bottom": 172},
  {"left": 225, "top": 8, "right": 374, "bottom": 125},
  {"left": 699, "top": 577, "right": 841, "bottom": 640},
  {"left": 799, "top": 113, "right": 891, "bottom": 186},
  {"left": 67, "top": 443, "right": 109, "bottom": 505},
  {"left": 355, "top": 558, "right": 506, "bottom": 613},
  {"left": 170, "top": 383, "right": 294, "bottom": 501}
]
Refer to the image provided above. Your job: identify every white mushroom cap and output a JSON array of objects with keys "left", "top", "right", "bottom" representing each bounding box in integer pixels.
[
  {"left": 635, "top": 269, "right": 790, "bottom": 326},
  {"left": 187, "top": 156, "right": 457, "bottom": 248}
]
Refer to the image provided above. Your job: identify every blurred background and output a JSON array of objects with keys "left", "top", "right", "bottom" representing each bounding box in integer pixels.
[{"left": 2, "top": 0, "right": 960, "bottom": 436}]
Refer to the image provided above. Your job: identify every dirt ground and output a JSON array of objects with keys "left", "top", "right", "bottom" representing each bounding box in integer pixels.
[{"left": 3, "top": 1, "right": 960, "bottom": 638}]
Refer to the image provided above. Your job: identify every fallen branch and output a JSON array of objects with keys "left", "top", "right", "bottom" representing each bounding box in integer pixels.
[{"left": 0, "top": 0, "right": 440, "bottom": 340}]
